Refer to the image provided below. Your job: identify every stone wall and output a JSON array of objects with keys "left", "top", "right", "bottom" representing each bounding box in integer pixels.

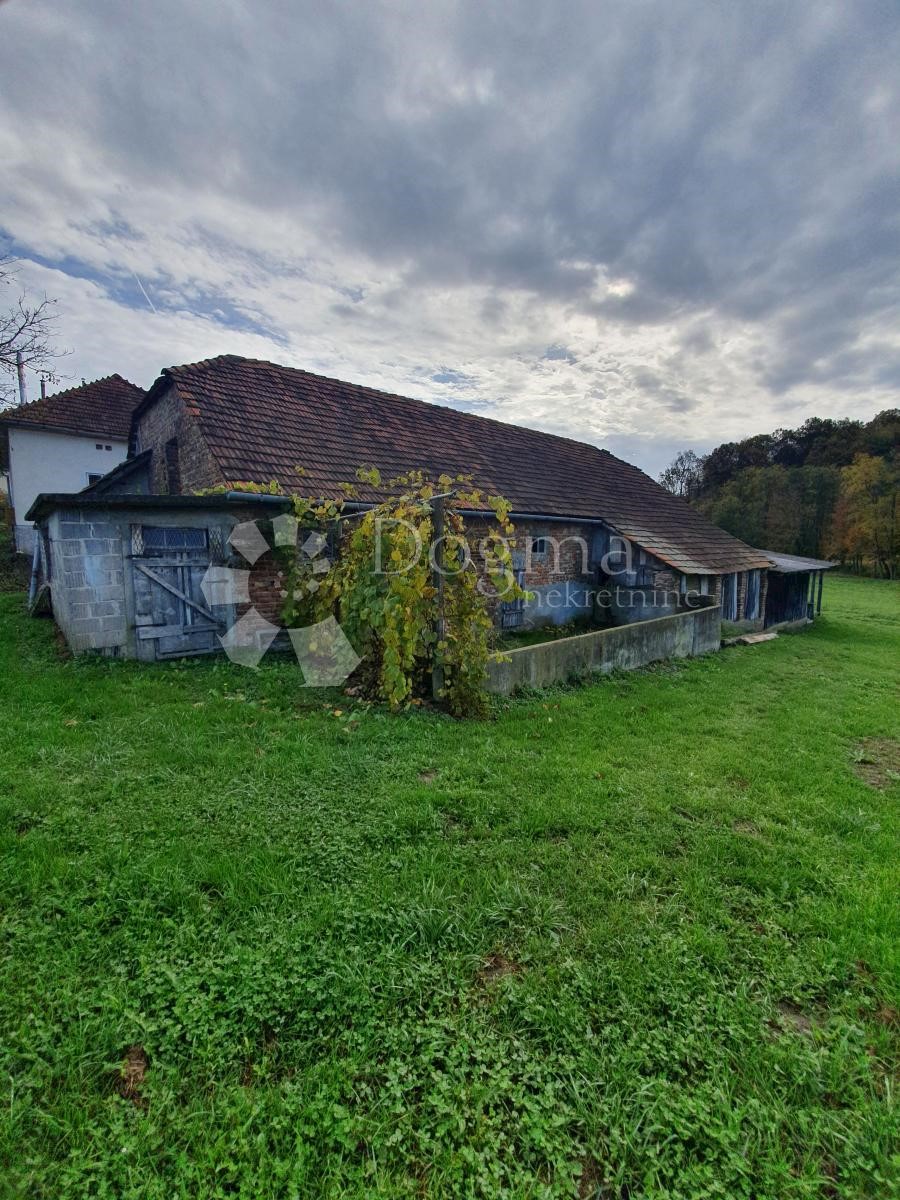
[{"left": 485, "top": 601, "right": 721, "bottom": 694}]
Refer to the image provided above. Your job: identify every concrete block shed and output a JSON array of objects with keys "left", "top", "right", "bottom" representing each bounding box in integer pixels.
[{"left": 25, "top": 493, "right": 292, "bottom": 659}]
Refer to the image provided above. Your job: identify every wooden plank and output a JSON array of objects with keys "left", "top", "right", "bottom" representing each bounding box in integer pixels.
[
  {"left": 155, "top": 645, "right": 219, "bottom": 659},
  {"left": 133, "top": 561, "right": 217, "bottom": 622},
  {"left": 735, "top": 631, "right": 779, "bottom": 645},
  {"left": 137, "top": 622, "right": 220, "bottom": 640}
]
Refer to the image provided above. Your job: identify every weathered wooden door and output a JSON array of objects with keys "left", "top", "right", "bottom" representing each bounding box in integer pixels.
[{"left": 131, "top": 524, "right": 222, "bottom": 659}]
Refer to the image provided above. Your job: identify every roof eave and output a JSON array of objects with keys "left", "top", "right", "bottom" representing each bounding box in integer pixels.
[{"left": 0, "top": 416, "right": 130, "bottom": 440}]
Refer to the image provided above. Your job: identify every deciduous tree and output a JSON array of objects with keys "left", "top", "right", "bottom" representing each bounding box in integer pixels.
[{"left": 0, "top": 258, "right": 63, "bottom": 407}]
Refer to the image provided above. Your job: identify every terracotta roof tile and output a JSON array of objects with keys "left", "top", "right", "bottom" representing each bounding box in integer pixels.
[
  {"left": 1, "top": 374, "right": 143, "bottom": 440},
  {"left": 150, "top": 355, "right": 770, "bottom": 574}
]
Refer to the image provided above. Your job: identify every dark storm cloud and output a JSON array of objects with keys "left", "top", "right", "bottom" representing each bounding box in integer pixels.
[{"left": 2, "top": 0, "right": 900, "bottom": 402}]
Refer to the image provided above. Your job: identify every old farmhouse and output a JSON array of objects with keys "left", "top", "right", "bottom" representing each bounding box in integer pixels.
[{"left": 23, "top": 355, "right": 830, "bottom": 668}]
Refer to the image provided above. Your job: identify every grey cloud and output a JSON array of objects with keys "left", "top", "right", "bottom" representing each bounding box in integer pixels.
[
  {"left": 631, "top": 368, "right": 696, "bottom": 414},
  {"left": 542, "top": 345, "right": 577, "bottom": 363},
  {"left": 1, "top": 0, "right": 899, "bottom": 450}
]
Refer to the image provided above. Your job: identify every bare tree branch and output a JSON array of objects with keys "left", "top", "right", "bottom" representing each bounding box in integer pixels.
[{"left": 0, "top": 258, "right": 65, "bottom": 408}]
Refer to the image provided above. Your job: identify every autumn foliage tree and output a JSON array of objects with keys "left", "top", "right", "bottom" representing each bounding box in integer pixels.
[
  {"left": 828, "top": 454, "right": 899, "bottom": 578},
  {"left": 660, "top": 409, "right": 899, "bottom": 564}
]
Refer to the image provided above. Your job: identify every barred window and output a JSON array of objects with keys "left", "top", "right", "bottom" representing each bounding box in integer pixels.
[{"left": 137, "top": 525, "right": 208, "bottom": 555}]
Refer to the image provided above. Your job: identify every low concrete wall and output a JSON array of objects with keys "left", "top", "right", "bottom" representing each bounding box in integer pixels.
[
  {"left": 486, "top": 603, "right": 721, "bottom": 695},
  {"left": 521, "top": 580, "right": 595, "bottom": 628}
]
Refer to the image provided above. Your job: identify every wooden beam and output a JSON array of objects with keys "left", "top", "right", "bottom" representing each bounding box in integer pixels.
[
  {"left": 137, "top": 622, "right": 220, "bottom": 640},
  {"left": 133, "top": 561, "right": 218, "bottom": 622}
]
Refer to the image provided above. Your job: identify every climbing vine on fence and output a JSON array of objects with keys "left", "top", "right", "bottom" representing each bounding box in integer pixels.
[{"left": 281, "top": 468, "right": 527, "bottom": 716}]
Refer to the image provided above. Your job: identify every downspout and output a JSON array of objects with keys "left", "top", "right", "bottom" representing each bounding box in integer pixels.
[{"left": 27, "top": 535, "right": 40, "bottom": 608}]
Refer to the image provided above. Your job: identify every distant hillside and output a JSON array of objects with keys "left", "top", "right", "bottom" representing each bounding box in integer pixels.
[{"left": 658, "top": 410, "right": 899, "bottom": 577}]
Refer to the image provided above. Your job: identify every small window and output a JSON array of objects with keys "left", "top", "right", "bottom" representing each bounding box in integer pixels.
[
  {"left": 530, "top": 537, "right": 548, "bottom": 558},
  {"left": 105, "top": 444, "right": 112, "bottom": 451},
  {"left": 95, "top": 443, "right": 103, "bottom": 450},
  {"left": 140, "top": 526, "right": 208, "bottom": 555},
  {"left": 86, "top": 472, "right": 103, "bottom": 486}
]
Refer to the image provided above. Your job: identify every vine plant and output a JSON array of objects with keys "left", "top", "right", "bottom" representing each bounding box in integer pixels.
[{"left": 281, "top": 468, "right": 528, "bottom": 716}]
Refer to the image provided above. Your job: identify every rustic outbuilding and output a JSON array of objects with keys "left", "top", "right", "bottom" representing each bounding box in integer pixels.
[
  {"left": 23, "top": 354, "right": 835, "bottom": 664},
  {"left": 760, "top": 551, "right": 836, "bottom": 628},
  {"left": 25, "top": 493, "right": 291, "bottom": 659},
  {"left": 125, "top": 355, "right": 770, "bottom": 625}
]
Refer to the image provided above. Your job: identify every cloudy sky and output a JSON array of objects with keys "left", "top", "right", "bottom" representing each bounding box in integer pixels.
[{"left": 1, "top": 1, "right": 898, "bottom": 476}]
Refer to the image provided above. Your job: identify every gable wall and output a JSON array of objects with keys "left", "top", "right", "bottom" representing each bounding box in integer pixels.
[{"left": 135, "top": 385, "right": 223, "bottom": 495}]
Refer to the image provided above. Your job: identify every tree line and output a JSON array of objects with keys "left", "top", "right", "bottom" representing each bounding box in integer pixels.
[{"left": 659, "top": 411, "right": 900, "bottom": 578}]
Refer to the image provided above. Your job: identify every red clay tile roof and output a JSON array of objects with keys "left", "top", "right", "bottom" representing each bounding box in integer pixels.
[
  {"left": 1, "top": 375, "right": 143, "bottom": 440},
  {"left": 144, "top": 355, "right": 770, "bottom": 574}
]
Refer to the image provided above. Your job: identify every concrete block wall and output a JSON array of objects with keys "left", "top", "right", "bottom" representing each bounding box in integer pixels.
[
  {"left": 485, "top": 602, "right": 721, "bottom": 695},
  {"left": 46, "top": 510, "right": 128, "bottom": 653},
  {"left": 40, "top": 501, "right": 281, "bottom": 657}
]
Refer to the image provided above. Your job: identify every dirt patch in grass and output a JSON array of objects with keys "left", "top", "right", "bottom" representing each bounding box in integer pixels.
[
  {"left": 418, "top": 769, "right": 438, "bottom": 784},
  {"left": 771, "top": 1000, "right": 818, "bottom": 1037},
  {"left": 114, "top": 1045, "right": 149, "bottom": 1106},
  {"left": 477, "top": 953, "right": 522, "bottom": 987},
  {"left": 874, "top": 1003, "right": 899, "bottom": 1030},
  {"left": 732, "top": 819, "right": 762, "bottom": 838},
  {"left": 852, "top": 737, "right": 900, "bottom": 789},
  {"left": 577, "top": 1153, "right": 603, "bottom": 1199},
  {"left": 672, "top": 806, "right": 698, "bottom": 822}
]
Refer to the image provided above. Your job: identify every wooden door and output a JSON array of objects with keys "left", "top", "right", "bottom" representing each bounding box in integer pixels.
[{"left": 131, "top": 525, "right": 222, "bottom": 659}]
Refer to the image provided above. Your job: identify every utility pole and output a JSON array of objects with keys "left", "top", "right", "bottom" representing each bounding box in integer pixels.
[{"left": 16, "top": 351, "right": 27, "bottom": 406}]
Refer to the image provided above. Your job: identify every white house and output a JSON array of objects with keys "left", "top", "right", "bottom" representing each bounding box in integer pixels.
[{"left": 1, "top": 375, "right": 143, "bottom": 552}]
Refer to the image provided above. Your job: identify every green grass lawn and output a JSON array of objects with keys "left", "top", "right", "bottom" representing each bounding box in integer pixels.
[{"left": 1, "top": 575, "right": 898, "bottom": 1198}]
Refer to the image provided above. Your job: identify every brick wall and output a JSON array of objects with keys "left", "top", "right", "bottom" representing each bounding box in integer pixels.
[
  {"left": 246, "top": 549, "right": 289, "bottom": 625},
  {"left": 463, "top": 518, "right": 593, "bottom": 585},
  {"left": 136, "top": 384, "right": 222, "bottom": 494}
]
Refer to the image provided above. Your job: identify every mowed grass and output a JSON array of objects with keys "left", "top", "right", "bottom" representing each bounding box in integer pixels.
[{"left": 1, "top": 576, "right": 898, "bottom": 1199}]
